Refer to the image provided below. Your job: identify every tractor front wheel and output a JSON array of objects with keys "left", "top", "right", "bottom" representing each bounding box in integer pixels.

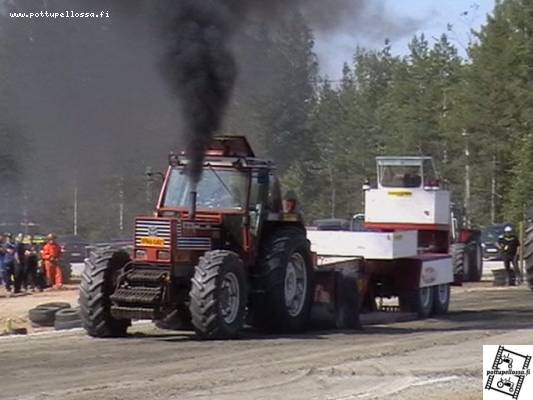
[
  {"left": 79, "top": 249, "right": 131, "bottom": 338},
  {"left": 189, "top": 250, "right": 247, "bottom": 339},
  {"left": 252, "top": 227, "right": 313, "bottom": 332}
]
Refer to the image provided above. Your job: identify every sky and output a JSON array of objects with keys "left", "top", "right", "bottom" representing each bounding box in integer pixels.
[{"left": 314, "top": 0, "right": 496, "bottom": 78}]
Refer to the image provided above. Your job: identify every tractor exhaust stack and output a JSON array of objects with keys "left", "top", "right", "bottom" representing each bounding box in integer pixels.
[{"left": 189, "top": 189, "right": 197, "bottom": 220}]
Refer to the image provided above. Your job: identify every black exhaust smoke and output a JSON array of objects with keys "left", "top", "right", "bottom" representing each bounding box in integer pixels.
[
  {"left": 160, "top": 0, "right": 401, "bottom": 184},
  {"left": 161, "top": 1, "right": 241, "bottom": 186},
  {"left": 159, "top": 1, "right": 295, "bottom": 185}
]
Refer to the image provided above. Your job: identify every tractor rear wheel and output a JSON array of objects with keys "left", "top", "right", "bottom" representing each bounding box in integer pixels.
[
  {"left": 399, "top": 286, "right": 434, "bottom": 318},
  {"left": 79, "top": 249, "right": 131, "bottom": 338},
  {"left": 466, "top": 243, "right": 483, "bottom": 282},
  {"left": 451, "top": 243, "right": 467, "bottom": 282},
  {"left": 189, "top": 250, "right": 247, "bottom": 339},
  {"left": 525, "top": 225, "right": 533, "bottom": 289},
  {"left": 252, "top": 226, "right": 313, "bottom": 332}
]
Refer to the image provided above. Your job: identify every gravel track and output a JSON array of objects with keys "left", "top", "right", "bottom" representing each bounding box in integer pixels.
[{"left": 2, "top": 282, "right": 533, "bottom": 400}]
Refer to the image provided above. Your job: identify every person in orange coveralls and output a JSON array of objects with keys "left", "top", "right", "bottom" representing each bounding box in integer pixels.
[{"left": 42, "top": 233, "right": 63, "bottom": 289}]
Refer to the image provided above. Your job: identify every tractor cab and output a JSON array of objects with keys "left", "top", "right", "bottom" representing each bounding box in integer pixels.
[{"left": 133, "top": 136, "right": 296, "bottom": 270}]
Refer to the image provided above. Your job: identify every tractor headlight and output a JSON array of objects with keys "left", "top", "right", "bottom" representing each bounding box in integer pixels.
[
  {"left": 158, "top": 250, "right": 170, "bottom": 261},
  {"left": 135, "top": 249, "right": 147, "bottom": 259}
]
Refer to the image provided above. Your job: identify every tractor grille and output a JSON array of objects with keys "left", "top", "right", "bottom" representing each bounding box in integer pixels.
[
  {"left": 134, "top": 219, "right": 212, "bottom": 251},
  {"left": 135, "top": 219, "right": 171, "bottom": 248},
  {"left": 176, "top": 223, "right": 212, "bottom": 250}
]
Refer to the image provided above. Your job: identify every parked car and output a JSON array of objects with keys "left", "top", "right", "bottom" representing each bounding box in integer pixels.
[
  {"left": 481, "top": 224, "right": 513, "bottom": 260},
  {"left": 58, "top": 235, "right": 90, "bottom": 263}
]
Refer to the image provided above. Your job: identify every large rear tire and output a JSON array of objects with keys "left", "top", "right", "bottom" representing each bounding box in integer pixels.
[
  {"left": 79, "top": 249, "right": 131, "bottom": 338},
  {"left": 189, "top": 250, "right": 247, "bottom": 339},
  {"left": 466, "top": 243, "right": 483, "bottom": 282},
  {"left": 451, "top": 243, "right": 467, "bottom": 282},
  {"left": 252, "top": 226, "right": 313, "bottom": 332},
  {"left": 525, "top": 225, "right": 533, "bottom": 290}
]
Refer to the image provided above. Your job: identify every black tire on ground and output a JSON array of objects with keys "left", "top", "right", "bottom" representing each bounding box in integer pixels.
[
  {"left": 189, "top": 250, "right": 247, "bottom": 339},
  {"left": 55, "top": 307, "right": 81, "bottom": 322},
  {"left": 432, "top": 284, "right": 451, "bottom": 315},
  {"left": 29, "top": 307, "right": 58, "bottom": 326},
  {"left": 525, "top": 225, "right": 533, "bottom": 290},
  {"left": 451, "top": 243, "right": 467, "bottom": 282},
  {"left": 252, "top": 226, "right": 314, "bottom": 333},
  {"left": 335, "top": 269, "right": 361, "bottom": 330},
  {"left": 36, "top": 302, "right": 71, "bottom": 310},
  {"left": 466, "top": 243, "right": 483, "bottom": 282},
  {"left": 399, "top": 286, "right": 434, "bottom": 318},
  {"left": 55, "top": 319, "right": 82, "bottom": 330},
  {"left": 79, "top": 249, "right": 131, "bottom": 338}
]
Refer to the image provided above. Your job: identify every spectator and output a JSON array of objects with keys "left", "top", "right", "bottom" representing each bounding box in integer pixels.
[
  {"left": 42, "top": 233, "right": 63, "bottom": 289},
  {"left": 2, "top": 233, "right": 16, "bottom": 294},
  {"left": 0, "top": 233, "right": 5, "bottom": 287},
  {"left": 24, "top": 236, "right": 42, "bottom": 291},
  {"left": 14, "top": 233, "right": 27, "bottom": 293},
  {"left": 498, "top": 225, "right": 520, "bottom": 286}
]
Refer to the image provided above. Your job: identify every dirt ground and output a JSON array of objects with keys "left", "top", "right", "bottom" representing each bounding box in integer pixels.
[{"left": 1, "top": 280, "right": 533, "bottom": 400}]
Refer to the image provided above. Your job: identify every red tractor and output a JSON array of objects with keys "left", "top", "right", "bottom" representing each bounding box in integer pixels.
[{"left": 79, "top": 136, "right": 318, "bottom": 339}]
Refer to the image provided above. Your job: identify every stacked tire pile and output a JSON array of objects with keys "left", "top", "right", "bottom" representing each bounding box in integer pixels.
[{"left": 29, "top": 302, "right": 82, "bottom": 330}]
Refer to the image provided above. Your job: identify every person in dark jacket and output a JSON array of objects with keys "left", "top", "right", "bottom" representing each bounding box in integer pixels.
[
  {"left": 14, "top": 233, "right": 27, "bottom": 293},
  {"left": 2, "top": 234, "right": 16, "bottom": 294},
  {"left": 24, "top": 237, "right": 42, "bottom": 291},
  {"left": 498, "top": 225, "right": 521, "bottom": 286}
]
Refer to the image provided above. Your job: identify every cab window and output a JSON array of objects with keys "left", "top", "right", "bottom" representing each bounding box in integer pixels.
[{"left": 379, "top": 165, "right": 422, "bottom": 188}]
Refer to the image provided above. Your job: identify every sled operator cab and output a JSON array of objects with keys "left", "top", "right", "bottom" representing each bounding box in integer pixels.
[
  {"left": 363, "top": 157, "right": 451, "bottom": 254},
  {"left": 307, "top": 155, "right": 456, "bottom": 320},
  {"left": 365, "top": 157, "right": 450, "bottom": 230}
]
